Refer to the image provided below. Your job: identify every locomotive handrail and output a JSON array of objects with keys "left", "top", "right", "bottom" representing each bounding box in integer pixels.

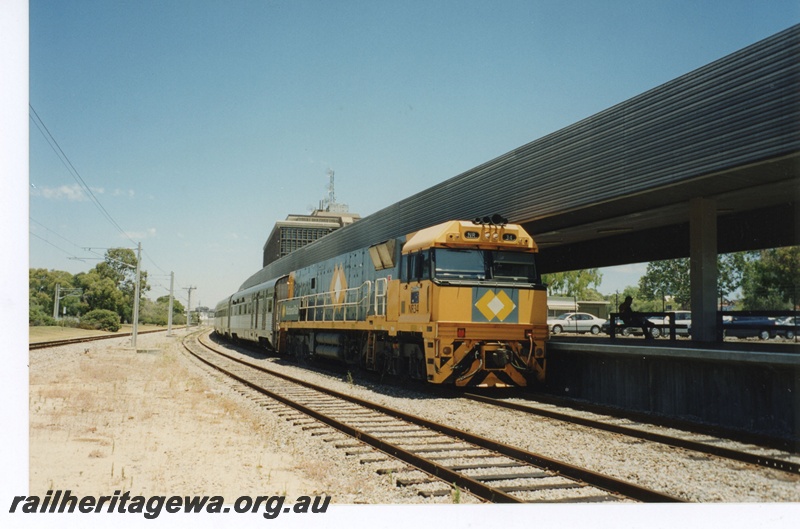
[
  {"left": 374, "top": 277, "right": 387, "bottom": 317},
  {"left": 280, "top": 280, "right": 374, "bottom": 323}
]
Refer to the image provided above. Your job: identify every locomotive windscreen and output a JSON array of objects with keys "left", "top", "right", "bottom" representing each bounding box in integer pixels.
[{"left": 432, "top": 249, "right": 538, "bottom": 284}]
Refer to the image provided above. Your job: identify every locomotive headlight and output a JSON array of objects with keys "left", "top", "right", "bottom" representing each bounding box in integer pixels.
[
  {"left": 492, "top": 233, "right": 498, "bottom": 239},
  {"left": 502, "top": 233, "right": 517, "bottom": 241}
]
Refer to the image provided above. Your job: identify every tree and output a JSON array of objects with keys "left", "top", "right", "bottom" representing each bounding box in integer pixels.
[
  {"left": 718, "top": 252, "right": 749, "bottom": 304},
  {"left": 638, "top": 258, "right": 691, "bottom": 309},
  {"left": 28, "top": 268, "right": 79, "bottom": 318},
  {"left": 544, "top": 269, "right": 603, "bottom": 298},
  {"left": 741, "top": 247, "right": 800, "bottom": 310},
  {"left": 80, "top": 309, "right": 121, "bottom": 332},
  {"left": 75, "top": 270, "right": 125, "bottom": 315},
  {"left": 617, "top": 286, "right": 662, "bottom": 312},
  {"left": 638, "top": 253, "right": 749, "bottom": 310},
  {"left": 91, "top": 248, "right": 149, "bottom": 323},
  {"left": 139, "top": 296, "right": 187, "bottom": 325}
]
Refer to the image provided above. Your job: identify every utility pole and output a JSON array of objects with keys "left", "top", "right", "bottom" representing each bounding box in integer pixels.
[
  {"left": 53, "top": 284, "right": 82, "bottom": 320},
  {"left": 184, "top": 286, "right": 196, "bottom": 328},
  {"left": 131, "top": 242, "right": 142, "bottom": 348},
  {"left": 167, "top": 271, "right": 174, "bottom": 336},
  {"left": 53, "top": 283, "right": 60, "bottom": 320}
]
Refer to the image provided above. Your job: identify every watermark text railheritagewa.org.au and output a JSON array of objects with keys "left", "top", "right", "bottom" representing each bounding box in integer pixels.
[{"left": 9, "top": 490, "right": 331, "bottom": 519}]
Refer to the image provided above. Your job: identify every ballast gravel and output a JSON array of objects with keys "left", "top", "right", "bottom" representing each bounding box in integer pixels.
[{"left": 28, "top": 328, "right": 800, "bottom": 504}]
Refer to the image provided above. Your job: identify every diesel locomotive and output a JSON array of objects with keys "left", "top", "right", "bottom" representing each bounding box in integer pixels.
[{"left": 214, "top": 218, "right": 548, "bottom": 387}]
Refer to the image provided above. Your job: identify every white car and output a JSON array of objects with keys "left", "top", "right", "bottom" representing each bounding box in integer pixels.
[
  {"left": 648, "top": 311, "right": 692, "bottom": 338},
  {"left": 548, "top": 312, "right": 607, "bottom": 335}
]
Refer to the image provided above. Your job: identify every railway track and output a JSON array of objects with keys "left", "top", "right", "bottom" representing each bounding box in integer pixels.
[
  {"left": 29, "top": 328, "right": 183, "bottom": 350},
  {"left": 206, "top": 331, "right": 799, "bottom": 478},
  {"left": 183, "top": 330, "right": 682, "bottom": 503},
  {"left": 459, "top": 392, "right": 800, "bottom": 476}
]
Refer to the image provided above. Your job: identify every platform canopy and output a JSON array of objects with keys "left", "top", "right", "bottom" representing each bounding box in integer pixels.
[{"left": 242, "top": 25, "right": 799, "bottom": 293}]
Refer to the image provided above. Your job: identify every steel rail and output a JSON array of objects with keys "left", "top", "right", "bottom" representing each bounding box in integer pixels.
[
  {"left": 29, "top": 328, "right": 180, "bottom": 350},
  {"left": 184, "top": 335, "right": 521, "bottom": 502},
  {"left": 462, "top": 392, "right": 800, "bottom": 475},
  {"left": 187, "top": 331, "right": 683, "bottom": 503}
]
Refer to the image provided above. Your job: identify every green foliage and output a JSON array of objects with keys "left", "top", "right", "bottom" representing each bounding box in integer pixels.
[
  {"left": 544, "top": 269, "right": 603, "bottom": 298},
  {"left": 638, "top": 252, "right": 750, "bottom": 310},
  {"left": 718, "top": 252, "right": 748, "bottom": 299},
  {"left": 638, "top": 258, "right": 691, "bottom": 309},
  {"left": 157, "top": 295, "right": 185, "bottom": 315},
  {"left": 608, "top": 286, "right": 651, "bottom": 312},
  {"left": 741, "top": 247, "right": 800, "bottom": 310},
  {"left": 80, "top": 309, "right": 121, "bottom": 332},
  {"left": 29, "top": 268, "right": 77, "bottom": 317},
  {"left": 139, "top": 297, "right": 186, "bottom": 325},
  {"left": 75, "top": 272, "right": 125, "bottom": 315},
  {"left": 29, "top": 246, "right": 160, "bottom": 327},
  {"left": 29, "top": 304, "right": 56, "bottom": 327},
  {"left": 451, "top": 483, "right": 461, "bottom": 504}
]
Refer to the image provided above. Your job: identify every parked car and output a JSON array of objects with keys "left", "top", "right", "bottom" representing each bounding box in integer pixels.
[
  {"left": 648, "top": 311, "right": 692, "bottom": 338},
  {"left": 722, "top": 316, "right": 777, "bottom": 340},
  {"left": 548, "top": 312, "right": 607, "bottom": 335},
  {"left": 601, "top": 316, "right": 660, "bottom": 337},
  {"left": 775, "top": 316, "right": 797, "bottom": 340},
  {"left": 601, "top": 317, "right": 634, "bottom": 336}
]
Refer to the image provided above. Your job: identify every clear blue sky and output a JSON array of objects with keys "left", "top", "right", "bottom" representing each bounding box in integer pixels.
[{"left": 25, "top": 0, "right": 800, "bottom": 308}]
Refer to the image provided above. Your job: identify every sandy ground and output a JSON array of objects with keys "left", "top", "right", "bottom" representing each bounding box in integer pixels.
[{"left": 29, "top": 328, "right": 324, "bottom": 499}]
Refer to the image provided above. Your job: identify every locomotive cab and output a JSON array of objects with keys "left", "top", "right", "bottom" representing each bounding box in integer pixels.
[
  {"left": 225, "top": 218, "right": 549, "bottom": 389},
  {"left": 396, "top": 220, "right": 548, "bottom": 387}
]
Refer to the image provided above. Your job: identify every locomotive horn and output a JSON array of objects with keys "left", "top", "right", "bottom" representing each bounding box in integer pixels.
[{"left": 491, "top": 214, "right": 508, "bottom": 226}]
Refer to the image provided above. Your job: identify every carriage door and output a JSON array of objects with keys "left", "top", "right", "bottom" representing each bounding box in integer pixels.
[
  {"left": 274, "top": 275, "right": 290, "bottom": 330},
  {"left": 262, "top": 288, "right": 269, "bottom": 330},
  {"left": 252, "top": 293, "right": 258, "bottom": 330}
]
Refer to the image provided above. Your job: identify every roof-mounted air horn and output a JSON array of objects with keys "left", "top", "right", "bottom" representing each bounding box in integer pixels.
[{"left": 473, "top": 214, "right": 508, "bottom": 226}]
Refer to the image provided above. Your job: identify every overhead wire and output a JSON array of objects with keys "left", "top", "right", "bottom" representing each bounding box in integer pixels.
[
  {"left": 29, "top": 104, "right": 137, "bottom": 247},
  {"left": 29, "top": 232, "right": 82, "bottom": 260},
  {"left": 30, "top": 106, "right": 193, "bottom": 305},
  {"left": 30, "top": 216, "right": 87, "bottom": 254}
]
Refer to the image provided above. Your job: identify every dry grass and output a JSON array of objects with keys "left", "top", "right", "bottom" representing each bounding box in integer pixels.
[
  {"left": 29, "top": 324, "right": 168, "bottom": 343},
  {"left": 29, "top": 335, "right": 322, "bottom": 498}
]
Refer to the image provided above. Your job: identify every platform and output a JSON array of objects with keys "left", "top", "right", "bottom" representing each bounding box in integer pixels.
[{"left": 542, "top": 337, "right": 800, "bottom": 447}]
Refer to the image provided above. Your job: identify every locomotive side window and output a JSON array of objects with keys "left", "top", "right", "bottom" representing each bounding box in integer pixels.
[{"left": 402, "top": 250, "right": 430, "bottom": 282}]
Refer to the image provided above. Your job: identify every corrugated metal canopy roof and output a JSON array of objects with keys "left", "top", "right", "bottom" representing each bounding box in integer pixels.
[{"left": 240, "top": 25, "right": 799, "bottom": 292}]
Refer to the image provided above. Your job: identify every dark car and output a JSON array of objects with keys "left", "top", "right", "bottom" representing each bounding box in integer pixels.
[
  {"left": 775, "top": 316, "right": 797, "bottom": 340},
  {"left": 601, "top": 317, "right": 640, "bottom": 337},
  {"left": 722, "top": 316, "right": 777, "bottom": 340}
]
